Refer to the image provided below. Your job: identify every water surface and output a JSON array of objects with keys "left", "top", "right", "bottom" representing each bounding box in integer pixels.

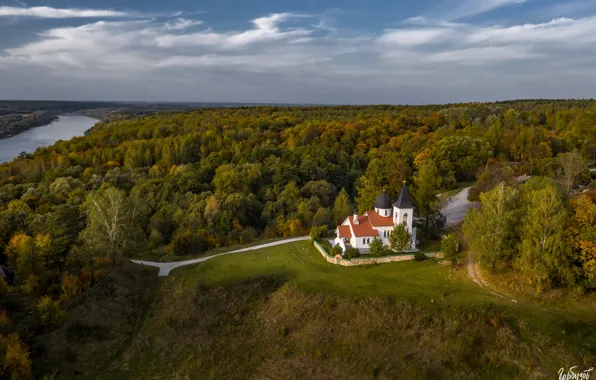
[{"left": 0, "top": 115, "right": 98, "bottom": 163}]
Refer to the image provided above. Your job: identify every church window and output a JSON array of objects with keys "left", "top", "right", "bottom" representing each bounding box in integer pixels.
[{"left": 363, "top": 238, "right": 366, "bottom": 244}]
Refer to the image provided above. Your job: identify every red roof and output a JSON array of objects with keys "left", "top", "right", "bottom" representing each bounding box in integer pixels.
[
  {"left": 347, "top": 215, "right": 378, "bottom": 237},
  {"left": 366, "top": 210, "right": 395, "bottom": 227},
  {"left": 337, "top": 225, "right": 352, "bottom": 238}
]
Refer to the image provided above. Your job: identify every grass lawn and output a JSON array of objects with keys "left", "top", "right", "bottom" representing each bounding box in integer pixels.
[
  {"left": 174, "top": 240, "right": 473, "bottom": 303},
  {"left": 174, "top": 240, "right": 596, "bottom": 356}
]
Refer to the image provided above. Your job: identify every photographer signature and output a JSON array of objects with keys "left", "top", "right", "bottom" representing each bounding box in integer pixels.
[{"left": 559, "top": 366, "right": 593, "bottom": 380}]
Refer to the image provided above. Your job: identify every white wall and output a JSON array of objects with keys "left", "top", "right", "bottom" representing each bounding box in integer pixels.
[
  {"left": 374, "top": 207, "right": 393, "bottom": 217},
  {"left": 375, "top": 226, "right": 393, "bottom": 246},
  {"left": 350, "top": 236, "right": 376, "bottom": 249},
  {"left": 393, "top": 206, "right": 414, "bottom": 234}
]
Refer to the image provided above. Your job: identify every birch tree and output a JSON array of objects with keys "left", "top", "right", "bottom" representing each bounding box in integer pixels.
[{"left": 81, "top": 187, "right": 147, "bottom": 259}]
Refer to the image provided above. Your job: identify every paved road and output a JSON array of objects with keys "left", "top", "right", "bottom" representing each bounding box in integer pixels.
[
  {"left": 440, "top": 187, "right": 480, "bottom": 228},
  {"left": 131, "top": 236, "right": 310, "bottom": 276}
]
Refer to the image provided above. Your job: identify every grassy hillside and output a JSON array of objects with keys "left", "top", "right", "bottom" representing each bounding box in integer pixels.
[
  {"left": 31, "top": 262, "right": 160, "bottom": 379},
  {"left": 97, "top": 241, "right": 595, "bottom": 379}
]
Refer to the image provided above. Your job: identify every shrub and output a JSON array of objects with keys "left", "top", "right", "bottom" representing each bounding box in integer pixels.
[
  {"left": 331, "top": 245, "right": 343, "bottom": 256},
  {"left": 317, "top": 240, "right": 333, "bottom": 253},
  {"left": 38, "top": 296, "right": 62, "bottom": 326},
  {"left": 343, "top": 248, "right": 361, "bottom": 260},
  {"left": 309, "top": 226, "right": 328, "bottom": 240},
  {"left": 169, "top": 230, "right": 207, "bottom": 256},
  {"left": 414, "top": 251, "right": 427, "bottom": 262},
  {"left": 60, "top": 274, "right": 84, "bottom": 302},
  {"left": 369, "top": 237, "right": 385, "bottom": 257},
  {"left": 441, "top": 233, "right": 461, "bottom": 266}
]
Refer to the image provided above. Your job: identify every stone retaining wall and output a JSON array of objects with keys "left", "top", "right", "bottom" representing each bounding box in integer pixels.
[{"left": 312, "top": 240, "right": 443, "bottom": 266}]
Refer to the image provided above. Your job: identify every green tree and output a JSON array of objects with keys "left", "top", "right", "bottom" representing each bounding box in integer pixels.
[
  {"left": 389, "top": 224, "right": 412, "bottom": 252},
  {"left": 520, "top": 182, "right": 574, "bottom": 292},
  {"left": 333, "top": 188, "right": 354, "bottom": 225},
  {"left": 369, "top": 237, "right": 385, "bottom": 257},
  {"left": 463, "top": 183, "right": 520, "bottom": 271},
  {"left": 413, "top": 160, "right": 441, "bottom": 228},
  {"left": 441, "top": 233, "right": 461, "bottom": 266}
]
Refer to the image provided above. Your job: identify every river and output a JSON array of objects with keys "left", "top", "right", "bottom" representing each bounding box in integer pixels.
[{"left": 0, "top": 115, "right": 98, "bottom": 164}]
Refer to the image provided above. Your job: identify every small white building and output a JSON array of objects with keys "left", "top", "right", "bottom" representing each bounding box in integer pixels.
[{"left": 335, "top": 183, "right": 417, "bottom": 253}]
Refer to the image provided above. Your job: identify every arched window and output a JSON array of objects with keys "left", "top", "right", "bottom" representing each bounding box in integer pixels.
[
  {"left": 367, "top": 238, "right": 370, "bottom": 244},
  {"left": 385, "top": 210, "right": 388, "bottom": 216},
  {"left": 403, "top": 213, "right": 408, "bottom": 225},
  {"left": 363, "top": 238, "right": 366, "bottom": 244}
]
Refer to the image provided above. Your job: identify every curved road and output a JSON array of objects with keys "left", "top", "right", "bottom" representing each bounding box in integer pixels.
[
  {"left": 440, "top": 187, "right": 480, "bottom": 228},
  {"left": 132, "top": 236, "right": 309, "bottom": 276}
]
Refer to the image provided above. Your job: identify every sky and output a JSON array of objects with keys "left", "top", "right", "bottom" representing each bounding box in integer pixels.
[{"left": 1, "top": 0, "right": 596, "bottom": 104}]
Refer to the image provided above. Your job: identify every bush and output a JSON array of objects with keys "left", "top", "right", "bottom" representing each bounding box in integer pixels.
[
  {"left": 343, "top": 248, "right": 361, "bottom": 260},
  {"left": 60, "top": 274, "right": 84, "bottom": 302},
  {"left": 309, "top": 226, "right": 328, "bottom": 240},
  {"left": 331, "top": 245, "right": 343, "bottom": 256},
  {"left": 441, "top": 233, "right": 461, "bottom": 266},
  {"left": 369, "top": 237, "right": 385, "bottom": 257},
  {"left": 318, "top": 240, "right": 333, "bottom": 253},
  {"left": 169, "top": 230, "right": 207, "bottom": 256},
  {"left": 414, "top": 251, "right": 427, "bottom": 262},
  {"left": 38, "top": 296, "right": 63, "bottom": 326}
]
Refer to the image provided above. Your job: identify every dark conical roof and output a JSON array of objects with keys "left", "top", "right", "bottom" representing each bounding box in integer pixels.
[
  {"left": 374, "top": 190, "right": 392, "bottom": 209},
  {"left": 394, "top": 183, "right": 414, "bottom": 209}
]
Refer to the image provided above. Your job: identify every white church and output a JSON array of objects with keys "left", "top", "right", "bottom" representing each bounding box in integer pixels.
[{"left": 334, "top": 183, "right": 417, "bottom": 253}]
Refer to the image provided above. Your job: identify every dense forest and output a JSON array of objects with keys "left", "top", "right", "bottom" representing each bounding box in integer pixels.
[
  {"left": 0, "top": 101, "right": 595, "bottom": 378},
  {"left": 0, "top": 100, "right": 256, "bottom": 139}
]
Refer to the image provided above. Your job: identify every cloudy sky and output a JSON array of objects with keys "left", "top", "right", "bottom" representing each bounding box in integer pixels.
[{"left": 1, "top": 0, "right": 596, "bottom": 104}]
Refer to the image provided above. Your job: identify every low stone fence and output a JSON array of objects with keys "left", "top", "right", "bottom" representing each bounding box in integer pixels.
[{"left": 312, "top": 240, "right": 443, "bottom": 267}]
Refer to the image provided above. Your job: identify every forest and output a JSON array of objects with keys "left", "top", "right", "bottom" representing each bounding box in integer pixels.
[{"left": 0, "top": 100, "right": 595, "bottom": 378}]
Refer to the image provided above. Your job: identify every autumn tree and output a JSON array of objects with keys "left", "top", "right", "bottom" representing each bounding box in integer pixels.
[
  {"left": 557, "top": 152, "right": 588, "bottom": 193},
  {"left": 566, "top": 192, "right": 596, "bottom": 289},
  {"left": 0, "top": 333, "right": 33, "bottom": 380}
]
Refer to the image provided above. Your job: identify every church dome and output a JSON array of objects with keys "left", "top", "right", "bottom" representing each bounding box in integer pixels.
[{"left": 374, "top": 190, "right": 392, "bottom": 209}]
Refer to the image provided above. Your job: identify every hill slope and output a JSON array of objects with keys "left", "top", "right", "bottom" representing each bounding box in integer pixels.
[{"left": 98, "top": 242, "right": 595, "bottom": 379}]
